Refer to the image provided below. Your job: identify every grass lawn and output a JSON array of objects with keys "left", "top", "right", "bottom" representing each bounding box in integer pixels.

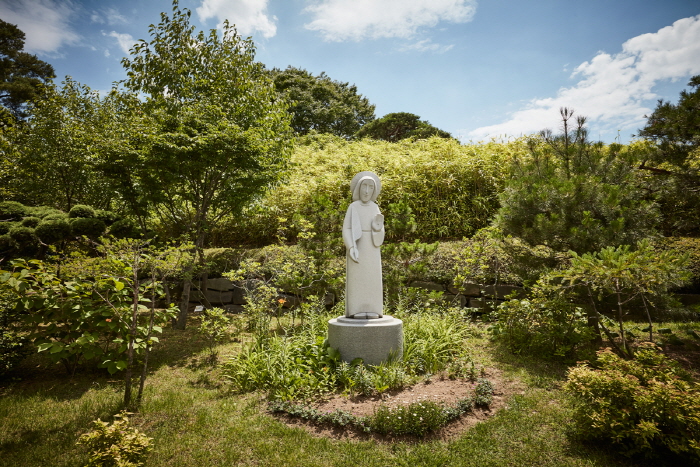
[{"left": 1, "top": 317, "right": 696, "bottom": 467}]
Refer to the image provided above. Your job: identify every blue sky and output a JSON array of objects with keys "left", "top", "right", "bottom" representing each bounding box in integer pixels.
[{"left": 1, "top": 0, "right": 699, "bottom": 143}]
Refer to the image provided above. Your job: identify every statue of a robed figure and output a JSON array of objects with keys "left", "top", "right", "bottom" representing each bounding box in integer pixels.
[
  {"left": 343, "top": 171, "right": 385, "bottom": 319},
  {"left": 327, "top": 171, "right": 403, "bottom": 365}
]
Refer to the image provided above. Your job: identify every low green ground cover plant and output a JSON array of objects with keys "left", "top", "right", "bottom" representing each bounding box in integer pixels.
[
  {"left": 564, "top": 343, "right": 700, "bottom": 460},
  {"left": 269, "top": 381, "right": 493, "bottom": 437}
]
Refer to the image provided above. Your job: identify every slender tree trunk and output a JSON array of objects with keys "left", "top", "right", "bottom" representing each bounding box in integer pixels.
[
  {"left": 615, "top": 285, "right": 629, "bottom": 357},
  {"left": 587, "top": 286, "right": 624, "bottom": 355},
  {"left": 124, "top": 263, "right": 140, "bottom": 408},
  {"left": 641, "top": 294, "right": 654, "bottom": 342},
  {"left": 584, "top": 286, "right": 603, "bottom": 343},
  {"left": 137, "top": 278, "right": 157, "bottom": 407}
]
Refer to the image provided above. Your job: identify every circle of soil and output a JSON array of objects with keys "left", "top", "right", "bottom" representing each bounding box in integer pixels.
[{"left": 271, "top": 367, "right": 526, "bottom": 442}]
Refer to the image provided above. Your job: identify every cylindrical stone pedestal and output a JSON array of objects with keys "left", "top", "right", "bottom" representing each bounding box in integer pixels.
[{"left": 327, "top": 315, "right": 403, "bottom": 366}]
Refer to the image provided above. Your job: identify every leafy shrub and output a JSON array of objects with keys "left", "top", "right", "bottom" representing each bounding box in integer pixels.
[
  {"left": 197, "top": 307, "right": 230, "bottom": 356},
  {"left": 0, "top": 222, "right": 15, "bottom": 235},
  {"left": 495, "top": 117, "right": 658, "bottom": 255},
  {"left": 474, "top": 378, "right": 494, "bottom": 406},
  {"left": 0, "top": 201, "right": 27, "bottom": 221},
  {"left": 95, "top": 209, "right": 119, "bottom": 225},
  {"left": 490, "top": 295, "right": 594, "bottom": 359},
  {"left": 8, "top": 225, "right": 38, "bottom": 248},
  {"left": 564, "top": 344, "right": 700, "bottom": 460},
  {"left": 42, "top": 213, "right": 69, "bottom": 222},
  {"left": 77, "top": 412, "right": 152, "bottom": 467},
  {"left": 20, "top": 216, "right": 41, "bottom": 228},
  {"left": 661, "top": 237, "right": 700, "bottom": 292},
  {"left": 0, "top": 234, "right": 15, "bottom": 251},
  {"left": 70, "top": 217, "right": 107, "bottom": 238},
  {"left": 0, "top": 290, "right": 29, "bottom": 376},
  {"left": 35, "top": 219, "right": 71, "bottom": 244},
  {"left": 69, "top": 204, "right": 96, "bottom": 219},
  {"left": 27, "top": 205, "right": 65, "bottom": 219},
  {"left": 214, "top": 135, "right": 518, "bottom": 245},
  {"left": 1, "top": 257, "right": 176, "bottom": 375},
  {"left": 108, "top": 218, "right": 140, "bottom": 239}
]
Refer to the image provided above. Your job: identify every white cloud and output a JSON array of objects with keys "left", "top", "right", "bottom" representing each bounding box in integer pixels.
[
  {"left": 91, "top": 8, "right": 128, "bottom": 25},
  {"left": 467, "top": 15, "right": 700, "bottom": 142},
  {"left": 304, "top": 0, "right": 477, "bottom": 41},
  {"left": 0, "top": 0, "right": 80, "bottom": 55},
  {"left": 196, "top": 0, "right": 277, "bottom": 38},
  {"left": 399, "top": 39, "right": 454, "bottom": 54},
  {"left": 107, "top": 32, "right": 136, "bottom": 55}
]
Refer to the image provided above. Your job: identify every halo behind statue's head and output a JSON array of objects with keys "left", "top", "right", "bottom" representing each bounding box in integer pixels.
[{"left": 350, "top": 171, "right": 381, "bottom": 202}]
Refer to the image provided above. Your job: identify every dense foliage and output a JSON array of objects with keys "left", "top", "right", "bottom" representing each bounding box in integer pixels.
[
  {"left": 564, "top": 344, "right": 700, "bottom": 460},
  {"left": 356, "top": 112, "right": 452, "bottom": 141},
  {"left": 0, "top": 19, "right": 55, "bottom": 121},
  {"left": 496, "top": 109, "right": 658, "bottom": 256},
  {"left": 270, "top": 66, "right": 375, "bottom": 138},
  {"left": 213, "top": 135, "right": 521, "bottom": 246},
  {"left": 638, "top": 76, "right": 700, "bottom": 236}
]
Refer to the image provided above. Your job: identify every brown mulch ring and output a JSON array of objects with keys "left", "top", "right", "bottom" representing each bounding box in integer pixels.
[{"left": 271, "top": 367, "right": 527, "bottom": 442}]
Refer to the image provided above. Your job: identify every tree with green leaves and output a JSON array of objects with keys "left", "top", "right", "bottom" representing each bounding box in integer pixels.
[
  {"left": 114, "top": 1, "right": 293, "bottom": 328},
  {"left": 0, "top": 19, "right": 55, "bottom": 122},
  {"left": 355, "top": 112, "right": 452, "bottom": 142},
  {"left": 496, "top": 108, "right": 658, "bottom": 256},
  {"left": 638, "top": 76, "right": 700, "bottom": 236},
  {"left": 6, "top": 78, "right": 119, "bottom": 210},
  {"left": 270, "top": 66, "right": 375, "bottom": 138}
]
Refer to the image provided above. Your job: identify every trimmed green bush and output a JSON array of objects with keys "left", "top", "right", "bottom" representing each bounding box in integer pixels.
[
  {"left": 8, "top": 225, "right": 38, "bottom": 247},
  {"left": 0, "top": 201, "right": 27, "bottom": 221},
  {"left": 69, "top": 204, "right": 96, "bottom": 219},
  {"left": 42, "top": 213, "right": 69, "bottom": 222},
  {"left": 564, "top": 344, "right": 700, "bottom": 460},
  {"left": 0, "top": 222, "right": 16, "bottom": 235},
  {"left": 20, "top": 216, "right": 41, "bottom": 228},
  {"left": 35, "top": 219, "right": 71, "bottom": 244},
  {"left": 108, "top": 218, "right": 140, "bottom": 239},
  {"left": 28, "top": 205, "right": 65, "bottom": 219},
  {"left": 70, "top": 217, "right": 107, "bottom": 238},
  {"left": 95, "top": 209, "right": 119, "bottom": 225},
  {"left": 0, "top": 234, "right": 16, "bottom": 251}
]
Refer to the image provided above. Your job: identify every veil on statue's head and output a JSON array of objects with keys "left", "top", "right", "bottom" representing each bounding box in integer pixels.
[{"left": 350, "top": 171, "right": 381, "bottom": 202}]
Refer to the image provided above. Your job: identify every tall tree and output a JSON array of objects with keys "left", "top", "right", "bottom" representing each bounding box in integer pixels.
[
  {"left": 6, "top": 78, "right": 117, "bottom": 210},
  {"left": 115, "top": 1, "right": 293, "bottom": 328},
  {"left": 0, "top": 19, "right": 55, "bottom": 122},
  {"left": 355, "top": 112, "right": 452, "bottom": 142},
  {"left": 496, "top": 108, "right": 658, "bottom": 255},
  {"left": 270, "top": 66, "right": 375, "bottom": 138},
  {"left": 637, "top": 75, "right": 700, "bottom": 235}
]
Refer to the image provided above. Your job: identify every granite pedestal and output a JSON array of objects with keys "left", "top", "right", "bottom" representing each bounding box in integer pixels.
[{"left": 327, "top": 315, "right": 403, "bottom": 366}]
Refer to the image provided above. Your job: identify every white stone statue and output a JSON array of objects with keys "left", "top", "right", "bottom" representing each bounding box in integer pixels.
[{"left": 343, "top": 171, "right": 385, "bottom": 319}]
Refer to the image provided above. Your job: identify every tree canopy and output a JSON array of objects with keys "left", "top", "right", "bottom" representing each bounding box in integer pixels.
[
  {"left": 638, "top": 75, "right": 700, "bottom": 235},
  {"left": 0, "top": 19, "right": 55, "bottom": 122},
  {"left": 6, "top": 78, "right": 118, "bottom": 210},
  {"left": 270, "top": 66, "right": 375, "bottom": 138},
  {"left": 355, "top": 112, "right": 452, "bottom": 142},
  {"left": 496, "top": 108, "right": 658, "bottom": 255},
  {"left": 114, "top": 1, "right": 293, "bottom": 328}
]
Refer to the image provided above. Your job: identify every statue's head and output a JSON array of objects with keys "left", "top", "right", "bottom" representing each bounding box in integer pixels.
[{"left": 350, "top": 171, "right": 381, "bottom": 202}]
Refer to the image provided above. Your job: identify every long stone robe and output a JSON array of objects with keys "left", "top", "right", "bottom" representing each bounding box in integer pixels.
[{"left": 343, "top": 200, "right": 384, "bottom": 318}]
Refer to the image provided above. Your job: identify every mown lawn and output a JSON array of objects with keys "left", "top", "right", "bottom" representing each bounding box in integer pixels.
[{"left": 1, "top": 319, "right": 695, "bottom": 467}]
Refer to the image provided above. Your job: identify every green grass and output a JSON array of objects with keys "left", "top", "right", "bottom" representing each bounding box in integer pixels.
[{"left": 0, "top": 319, "right": 694, "bottom": 467}]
